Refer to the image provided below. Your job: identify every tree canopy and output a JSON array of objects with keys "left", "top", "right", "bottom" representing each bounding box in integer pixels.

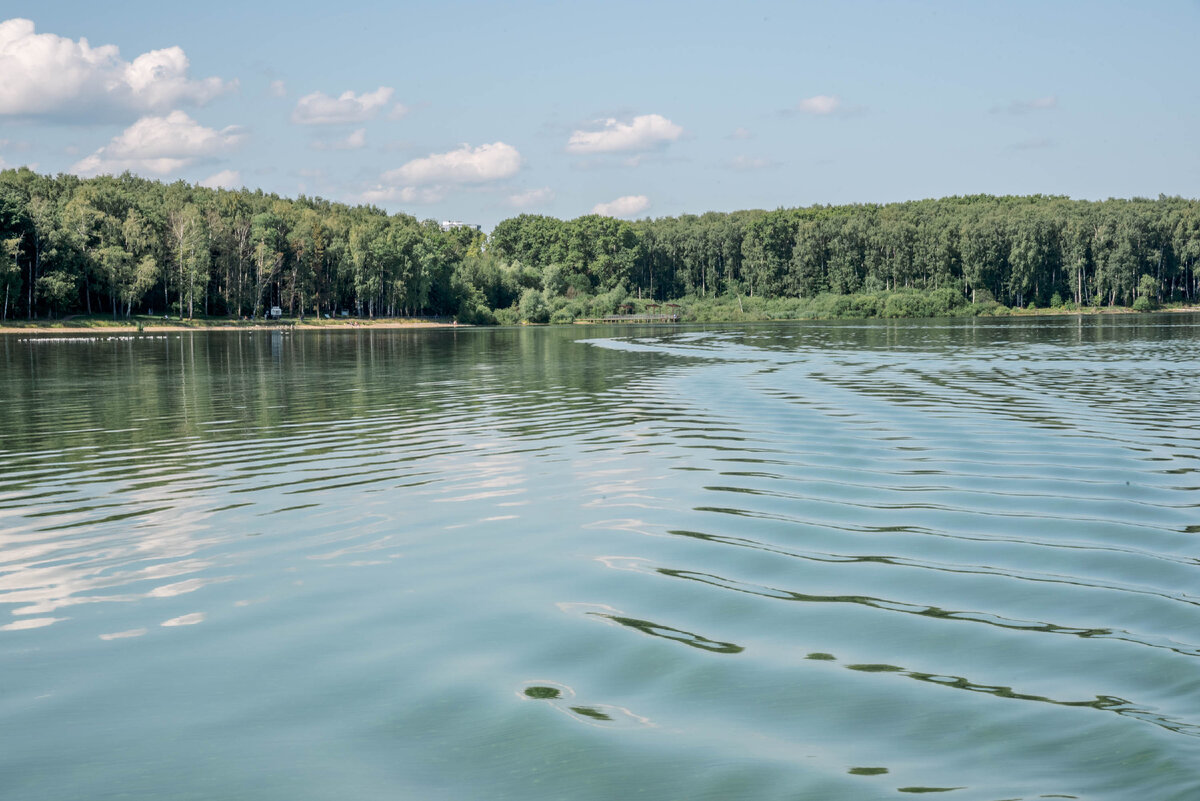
[{"left": 2, "top": 168, "right": 1198, "bottom": 323}]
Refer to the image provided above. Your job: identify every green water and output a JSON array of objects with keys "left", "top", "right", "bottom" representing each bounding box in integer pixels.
[{"left": 1, "top": 316, "right": 1198, "bottom": 800}]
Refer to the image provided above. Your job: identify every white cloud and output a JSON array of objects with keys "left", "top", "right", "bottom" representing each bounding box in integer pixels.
[
  {"left": 291, "top": 86, "right": 396, "bottom": 124},
  {"left": 508, "top": 187, "right": 554, "bottom": 208},
  {"left": 591, "top": 195, "right": 650, "bottom": 218},
  {"left": 567, "top": 114, "right": 683, "bottom": 154},
  {"left": 0, "top": 18, "right": 233, "bottom": 119},
  {"left": 269, "top": 80, "right": 286, "bottom": 97},
  {"left": 312, "top": 128, "right": 366, "bottom": 151},
  {"left": 796, "top": 95, "right": 841, "bottom": 115},
  {"left": 363, "top": 142, "right": 521, "bottom": 207},
  {"left": 360, "top": 185, "right": 447, "bottom": 205},
  {"left": 727, "top": 127, "right": 753, "bottom": 140},
  {"left": 199, "top": 169, "right": 242, "bottom": 189},
  {"left": 72, "top": 111, "right": 245, "bottom": 176},
  {"left": 383, "top": 142, "right": 521, "bottom": 185}
]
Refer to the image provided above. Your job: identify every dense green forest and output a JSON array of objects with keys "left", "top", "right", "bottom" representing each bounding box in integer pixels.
[{"left": 2, "top": 167, "right": 1198, "bottom": 324}]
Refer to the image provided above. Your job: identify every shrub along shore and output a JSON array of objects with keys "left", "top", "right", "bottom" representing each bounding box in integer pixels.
[
  {"left": 2, "top": 168, "right": 1198, "bottom": 327},
  {"left": 6, "top": 296, "right": 1194, "bottom": 336}
]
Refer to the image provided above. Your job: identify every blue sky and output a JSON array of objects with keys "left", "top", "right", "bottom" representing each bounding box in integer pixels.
[{"left": 1, "top": 1, "right": 1197, "bottom": 229}]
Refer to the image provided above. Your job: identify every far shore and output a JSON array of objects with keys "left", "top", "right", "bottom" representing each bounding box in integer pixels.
[
  {"left": 3, "top": 305, "right": 1199, "bottom": 336},
  {"left": 0, "top": 316, "right": 463, "bottom": 335}
]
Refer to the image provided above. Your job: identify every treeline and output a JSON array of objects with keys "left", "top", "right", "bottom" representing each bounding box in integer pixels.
[
  {"left": 2, "top": 167, "right": 1199, "bottom": 324},
  {"left": 0, "top": 168, "right": 486, "bottom": 322},
  {"left": 492, "top": 196, "right": 1200, "bottom": 312}
]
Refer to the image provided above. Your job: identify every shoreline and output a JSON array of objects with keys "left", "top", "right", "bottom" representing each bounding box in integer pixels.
[
  {"left": 0, "top": 318, "right": 463, "bottom": 335},
  {"left": 2, "top": 306, "right": 1198, "bottom": 336}
]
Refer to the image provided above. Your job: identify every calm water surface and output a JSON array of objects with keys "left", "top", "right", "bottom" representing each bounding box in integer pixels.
[{"left": 2, "top": 315, "right": 1199, "bottom": 800}]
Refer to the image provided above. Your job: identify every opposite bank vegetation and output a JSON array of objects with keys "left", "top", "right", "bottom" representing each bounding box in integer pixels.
[{"left": 2, "top": 168, "right": 1199, "bottom": 326}]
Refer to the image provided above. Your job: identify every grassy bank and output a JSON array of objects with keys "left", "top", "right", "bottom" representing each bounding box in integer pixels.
[
  {"left": 552, "top": 288, "right": 1195, "bottom": 325},
  {"left": 5, "top": 294, "right": 1196, "bottom": 334}
]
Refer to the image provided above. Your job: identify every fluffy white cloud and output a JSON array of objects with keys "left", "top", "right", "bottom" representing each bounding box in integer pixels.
[
  {"left": 199, "top": 169, "right": 242, "bottom": 189},
  {"left": 268, "top": 80, "right": 286, "bottom": 98},
  {"left": 362, "top": 142, "right": 521, "bottom": 207},
  {"left": 383, "top": 142, "right": 521, "bottom": 185},
  {"left": 727, "top": 127, "right": 753, "bottom": 140},
  {"left": 796, "top": 95, "right": 841, "bottom": 115},
  {"left": 591, "top": 195, "right": 650, "bottom": 218},
  {"left": 312, "top": 128, "right": 366, "bottom": 151},
  {"left": 291, "top": 87, "right": 396, "bottom": 124},
  {"left": 508, "top": 187, "right": 554, "bottom": 208},
  {"left": 72, "top": 111, "right": 245, "bottom": 176},
  {"left": 567, "top": 114, "right": 682, "bottom": 154},
  {"left": 0, "top": 18, "right": 233, "bottom": 119}
]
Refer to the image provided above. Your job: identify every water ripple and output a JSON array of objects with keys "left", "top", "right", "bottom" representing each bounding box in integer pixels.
[{"left": 2, "top": 320, "right": 1199, "bottom": 801}]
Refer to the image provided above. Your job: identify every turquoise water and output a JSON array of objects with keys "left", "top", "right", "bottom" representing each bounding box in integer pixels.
[{"left": 1, "top": 316, "right": 1198, "bottom": 800}]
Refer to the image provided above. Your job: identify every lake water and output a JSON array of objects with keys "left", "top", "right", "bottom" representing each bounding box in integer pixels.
[{"left": 2, "top": 315, "right": 1199, "bottom": 801}]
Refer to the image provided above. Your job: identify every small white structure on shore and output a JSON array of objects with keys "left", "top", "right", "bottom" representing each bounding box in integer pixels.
[{"left": 440, "top": 220, "right": 481, "bottom": 232}]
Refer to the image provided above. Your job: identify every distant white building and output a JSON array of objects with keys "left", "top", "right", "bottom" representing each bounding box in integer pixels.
[{"left": 440, "top": 220, "right": 481, "bottom": 232}]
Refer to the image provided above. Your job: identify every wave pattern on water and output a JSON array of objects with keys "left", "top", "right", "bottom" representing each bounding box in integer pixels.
[{"left": 1, "top": 319, "right": 1199, "bottom": 801}]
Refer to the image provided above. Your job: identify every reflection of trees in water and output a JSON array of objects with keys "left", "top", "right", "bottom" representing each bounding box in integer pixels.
[
  {"left": 0, "top": 327, "right": 685, "bottom": 455},
  {"left": 664, "top": 532, "right": 1200, "bottom": 658},
  {"left": 520, "top": 680, "right": 651, "bottom": 728},
  {"left": 568, "top": 706, "right": 613, "bottom": 721},
  {"left": 0, "top": 328, "right": 694, "bottom": 639},
  {"left": 591, "top": 612, "right": 744, "bottom": 654},
  {"left": 826, "top": 654, "right": 1200, "bottom": 739},
  {"left": 628, "top": 557, "right": 1200, "bottom": 738}
]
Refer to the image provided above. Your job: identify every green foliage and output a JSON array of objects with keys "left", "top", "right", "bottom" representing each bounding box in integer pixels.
[
  {"left": 587, "top": 283, "right": 628, "bottom": 317},
  {"left": 970, "top": 299, "right": 1011, "bottom": 316},
  {"left": 928, "top": 286, "right": 968, "bottom": 316},
  {"left": 2, "top": 166, "right": 1199, "bottom": 323},
  {"left": 517, "top": 288, "right": 549, "bottom": 323},
  {"left": 37, "top": 271, "right": 76, "bottom": 315},
  {"left": 882, "top": 291, "right": 932, "bottom": 318},
  {"left": 1136, "top": 273, "right": 1159, "bottom": 310},
  {"left": 493, "top": 305, "right": 520, "bottom": 325},
  {"left": 452, "top": 277, "right": 496, "bottom": 325}
]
